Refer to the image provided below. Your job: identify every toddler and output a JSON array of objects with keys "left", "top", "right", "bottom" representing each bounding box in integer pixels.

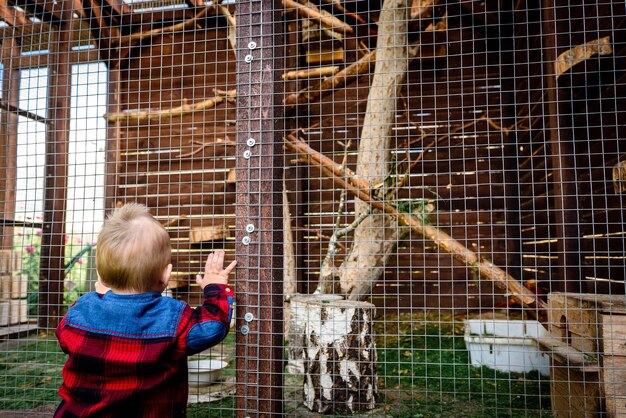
[{"left": 55, "top": 203, "right": 236, "bottom": 417}]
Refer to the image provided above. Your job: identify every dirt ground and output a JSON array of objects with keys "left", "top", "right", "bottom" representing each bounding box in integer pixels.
[{"left": 0, "top": 406, "right": 57, "bottom": 417}]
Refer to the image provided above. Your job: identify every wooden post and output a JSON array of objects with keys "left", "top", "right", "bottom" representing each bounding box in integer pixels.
[
  {"left": 104, "top": 66, "right": 121, "bottom": 213},
  {"left": 235, "top": 0, "right": 285, "bottom": 415},
  {"left": 542, "top": 0, "right": 582, "bottom": 293},
  {"left": 39, "top": 5, "right": 75, "bottom": 329},
  {"left": 498, "top": 13, "right": 524, "bottom": 291},
  {"left": 0, "top": 39, "right": 20, "bottom": 251}
]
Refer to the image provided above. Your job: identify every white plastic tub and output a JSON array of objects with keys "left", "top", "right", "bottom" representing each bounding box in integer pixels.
[
  {"left": 188, "top": 359, "right": 228, "bottom": 387},
  {"left": 464, "top": 319, "right": 550, "bottom": 376}
]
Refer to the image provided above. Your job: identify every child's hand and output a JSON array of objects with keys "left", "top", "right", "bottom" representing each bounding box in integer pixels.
[{"left": 196, "top": 250, "right": 237, "bottom": 289}]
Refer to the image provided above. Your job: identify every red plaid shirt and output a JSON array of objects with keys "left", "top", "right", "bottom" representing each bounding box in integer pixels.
[{"left": 55, "top": 284, "right": 233, "bottom": 418}]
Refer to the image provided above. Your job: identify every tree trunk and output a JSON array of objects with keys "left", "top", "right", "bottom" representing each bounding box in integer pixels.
[
  {"left": 283, "top": 183, "right": 297, "bottom": 298},
  {"left": 282, "top": 183, "right": 299, "bottom": 339},
  {"left": 337, "top": 0, "right": 408, "bottom": 300},
  {"left": 303, "top": 299, "right": 378, "bottom": 413}
]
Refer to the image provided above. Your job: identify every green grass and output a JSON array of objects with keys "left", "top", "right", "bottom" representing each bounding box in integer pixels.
[
  {"left": 0, "top": 313, "right": 553, "bottom": 417},
  {"left": 0, "top": 336, "right": 65, "bottom": 410},
  {"left": 372, "top": 313, "right": 552, "bottom": 417},
  {"left": 188, "top": 397, "right": 235, "bottom": 417}
]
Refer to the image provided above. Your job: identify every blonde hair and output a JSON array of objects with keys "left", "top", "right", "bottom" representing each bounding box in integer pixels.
[{"left": 96, "top": 203, "right": 171, "bottom": 292}]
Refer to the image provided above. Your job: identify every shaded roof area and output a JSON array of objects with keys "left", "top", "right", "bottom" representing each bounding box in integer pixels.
[{"left": 0, "top": 0, "right": 514, "bottom": 66}]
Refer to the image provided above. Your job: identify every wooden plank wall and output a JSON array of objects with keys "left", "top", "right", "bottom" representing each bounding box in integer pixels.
[
  {"left": 105, "top": 1, "right": 626, "bottom": 312},
  {"left": 108, "top": 22, "right": 238, "bottom": 299},
  {"left": 513, "top": 1, "right": 626, "bottom": 296},
  {"left": 290, "top": 10, "right": 517, "bottom": 311}
]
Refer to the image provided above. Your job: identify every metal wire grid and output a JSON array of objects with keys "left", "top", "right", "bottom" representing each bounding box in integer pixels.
[{"left": 0, "top": 0, "right": 624, "bottom": 417}]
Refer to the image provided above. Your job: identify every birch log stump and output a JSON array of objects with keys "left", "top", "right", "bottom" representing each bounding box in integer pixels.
[
  {"left": 287, "top": 293, "right": 343, "bottom": 374},
  {"left": 303, "top": 299, "right": 378, "bottom": 414}
]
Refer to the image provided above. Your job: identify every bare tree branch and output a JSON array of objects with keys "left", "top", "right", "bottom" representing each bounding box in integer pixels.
[{"left": 284, "top": 133, "right": 548, "bottom": 320}]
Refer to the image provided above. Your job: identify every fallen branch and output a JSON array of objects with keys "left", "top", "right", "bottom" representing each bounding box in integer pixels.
[
  {"left": 282, "top": 0, "right": 354, "bottom": 34},
  {"left": 105, "top": 89, "right": 236, "bottom": 122},
  {"left": 556, "top": 36, "right": 612, "bottom": 78},
  {"left": 284, "top": 133, "right": 547, "bottom": 320}
]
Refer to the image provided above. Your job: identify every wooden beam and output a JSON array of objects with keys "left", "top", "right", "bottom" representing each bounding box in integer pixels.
[
  {"left": 0, "top": 0, "right": 29, "bottom": 27},
  {"left": 0, "top": 47, "right": 100, "bottom": 69},
  {"left": 459, "top": 0, "right": 499, "bottom": 27},
  {"left": 122, "top": 7, "right": 191, "bottom": 27},
  {"left": 38, "top": 0, "right": 74, "bottom": 330},
  {"left": 101, "top": 0, "right": 132, "bottom": 23},
  {"left": 0, "top": 39, "right": 20, "bottom": 251},
  {"left": 0, "top": 99, "right": 49, "bottom": 124},
  {"left": 235, "top": 0, "right": 285, "bottom": 414},
  {"left": 103, "top": 65, "right": 120, "bottom": 213},
  {"left": 12, "top": 0, "right": 66, "bottom": 23},
  {"left": 542, "top": 0, "right": 582, "bottom": 293},
  {"left": 82, "top": 0, "right": 120, "bottom": 63},
  {"left": 0, "top": 21, "right": 100, "bottom": 69}
]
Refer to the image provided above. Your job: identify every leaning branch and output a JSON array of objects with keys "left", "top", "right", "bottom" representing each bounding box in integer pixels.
[
  {"left": 284, "top": 133, "right": 548, "bottom": 320},
  {"left": 112, "top": 6, "right": 213, "bottom": 46},
  {"left": 218, "top": 5, "right": 236, "bottom": 52},
  {"left": 283, "top": 0, "right": 443, "bottom": 106},
  {"left": 284, "top": 49, "right": 376, "bottom": 105},
  {"left": 282, "top": 66, "right": 340, "bottom": 80},
  {"left": 105, "top": 89, "right": 236, "bottom": 123}
]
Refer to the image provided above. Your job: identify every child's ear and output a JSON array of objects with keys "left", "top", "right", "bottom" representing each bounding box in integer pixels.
[{"left": 160, "top": 263, "right": 173, "bottom": 287}]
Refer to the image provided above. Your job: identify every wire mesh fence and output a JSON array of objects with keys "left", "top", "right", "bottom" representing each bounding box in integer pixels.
[{"left": 0, "top": 0, "right": 625, "bottom": 416}]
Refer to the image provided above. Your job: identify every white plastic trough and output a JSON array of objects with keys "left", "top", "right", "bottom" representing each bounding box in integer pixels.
[{"left": 464, "top": 319, "right": 550, "bottom": 376}]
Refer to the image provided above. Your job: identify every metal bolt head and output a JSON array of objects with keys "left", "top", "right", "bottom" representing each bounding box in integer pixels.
[
  {"left": 246, "top": 138, "right": 256, "bottom": 147},
  {"left": 245, "top": 224, "right": 255, "bottom": 233},
  {"left": 244, "top": 54, "right": 253, "bottom": 63},
  {"left": 248, "top": 41, "right": 257, "bottom": 50},
  {"left": 240, "top": 325, "right": 249, "bottom": 335},
  {"left": 244, "top": 312, "right": 254, "bottom": 322},
  {"left": 242, "top": 236, "right": 251, "bottom": 245},
  {"left": 243, "top": 150, "right": 252, "bottom": 159}
]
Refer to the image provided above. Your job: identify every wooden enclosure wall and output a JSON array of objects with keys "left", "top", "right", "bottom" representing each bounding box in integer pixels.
[
  {"left": 104, "top": 1, "right": 626, "bottom": 311},
  {"left": 106, "top": 7, "right": 518, "bottom": 311}
]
